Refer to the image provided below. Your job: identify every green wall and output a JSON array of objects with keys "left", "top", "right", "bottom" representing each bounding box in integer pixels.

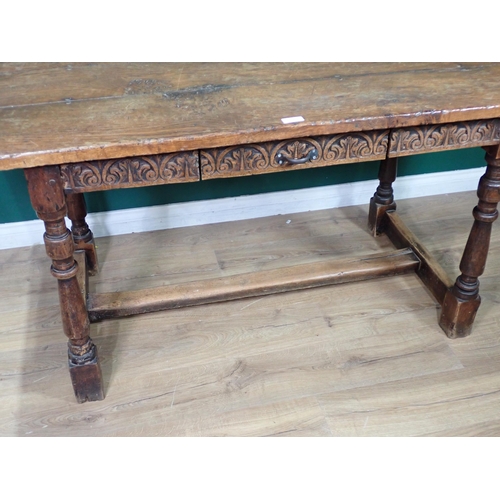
[{"left": 0, "top": 148, "right": 487, "bottom": 224}]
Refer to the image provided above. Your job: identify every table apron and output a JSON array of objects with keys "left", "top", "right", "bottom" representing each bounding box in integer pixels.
[{"left": 59, "top": 120, "right": 500, "bottom": 194}]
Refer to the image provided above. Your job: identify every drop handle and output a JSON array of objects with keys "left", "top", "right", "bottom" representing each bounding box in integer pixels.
[{"left": 276, "top": 148, "right": 319, "bottom": 166}]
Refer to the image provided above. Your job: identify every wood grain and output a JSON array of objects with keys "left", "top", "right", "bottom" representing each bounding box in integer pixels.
[
  {"left": 384, "top": 211, "right": 454, "bottom": 304},
  {"left": 2, "top": 63, "right": 500, "bottom": 170},
  {"left": 87, "top": 248, "right": 419, "bottom": 321},
  {"left": 3, "top": 192, "right": 500, "bottom": 435}
]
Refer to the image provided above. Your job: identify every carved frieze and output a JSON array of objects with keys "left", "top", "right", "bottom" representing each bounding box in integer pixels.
[
  {"left": 389, "top": 120, "right": 500, "bottom": 157},
  {"left": 201, "top": 131, "right": 389, "bottom": 179},
  {"left": 61, "top": 152, "right": 200, "bottom": 192}
]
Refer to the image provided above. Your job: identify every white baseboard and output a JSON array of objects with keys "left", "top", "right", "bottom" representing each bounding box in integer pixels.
[{"left": 0, "top": 167, "right": 485, "bottom": 250}]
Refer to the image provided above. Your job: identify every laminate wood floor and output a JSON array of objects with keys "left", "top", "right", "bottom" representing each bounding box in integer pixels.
[{"left": 2, "top": 190, "right": 500, "bottom": 436}]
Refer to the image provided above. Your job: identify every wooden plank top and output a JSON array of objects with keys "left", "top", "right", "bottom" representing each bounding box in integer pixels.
[{"left": 1, "top": 62, "right": 500, "bottom": 171}]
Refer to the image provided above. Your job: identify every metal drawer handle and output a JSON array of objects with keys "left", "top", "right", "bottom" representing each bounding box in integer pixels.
[{"left": 276, "top": 148, "right": 319, "bottom": 166}]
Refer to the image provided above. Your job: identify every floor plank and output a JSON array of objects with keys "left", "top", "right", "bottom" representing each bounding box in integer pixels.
[{"left": 2, "top": 190, "right": 500, "bottom": 436}]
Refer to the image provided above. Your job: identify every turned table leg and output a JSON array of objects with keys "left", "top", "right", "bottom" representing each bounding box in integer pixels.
[
  {"left": 25, "top": 166, "right": 104, "bottom": 402},
  {"left": 368, "top": 157, "right": 398, "bottom": 235},
  {"left": 66, "top": 192, "right": 99, "bottom": 275},
  {"left": 439, "top": 147, "right": 500, "bottom": 338}
]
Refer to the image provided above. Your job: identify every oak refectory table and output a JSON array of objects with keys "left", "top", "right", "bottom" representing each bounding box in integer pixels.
[{"left": 2, "top": 63, "right": 500, "bottom": 403}]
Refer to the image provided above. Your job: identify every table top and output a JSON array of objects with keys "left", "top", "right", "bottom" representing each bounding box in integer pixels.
[{"left": 2, "top": 62, "right": 500, "bottom": 171}]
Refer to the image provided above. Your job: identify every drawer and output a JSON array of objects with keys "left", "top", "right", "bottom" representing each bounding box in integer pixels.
[
  {"left": 388, "top": 119, "right": 500, "bottom": 157},
  {"left": 61, "top": 151, "right": 200, "bottom": 193},
  {"left": 201, "top": 130, "right": 389, "bottom": 179}
]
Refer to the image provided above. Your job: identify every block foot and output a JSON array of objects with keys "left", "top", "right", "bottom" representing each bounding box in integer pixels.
[
  {"left": 69, "top": 342, "right": 104, "bottom": 403},
  {"left": 368, "top": 198, "right": 396, "bottom": 236},
  {"left": 439, "top": 289, "right": 481, "bottom": 339}
]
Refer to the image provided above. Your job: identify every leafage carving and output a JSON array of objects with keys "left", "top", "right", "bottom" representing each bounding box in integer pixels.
[
  {"left": 389, "top": 120, "right": 500, "bottom": 157},
  {"left": 201, "top": 131, "right": 389, "bottom": 179},
  {"left": 61, "top": 152, "right": 200, "bottom": 192}
]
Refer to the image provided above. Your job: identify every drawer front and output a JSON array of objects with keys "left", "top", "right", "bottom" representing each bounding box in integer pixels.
[
  {"left": 201, "top": 130, "right": 389, "bottom": 179},
  {"left": 388, "top": 119, "right": 500, "bottom": 157},
  {"left": 61, "top": 151, "right": 200, "bottom": 193}
]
